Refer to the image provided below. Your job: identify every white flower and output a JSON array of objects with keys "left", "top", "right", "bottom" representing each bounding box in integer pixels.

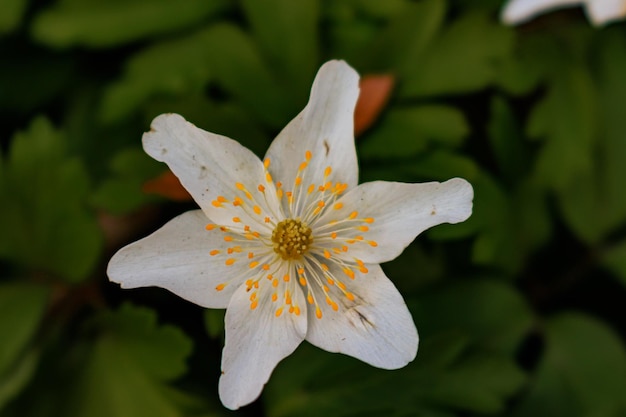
[
  {"left": 501, "top": 0, "right": 626, "bottom": 26},
  {"left": 107, "top": 60, "right": 473, "bottom": 410}
]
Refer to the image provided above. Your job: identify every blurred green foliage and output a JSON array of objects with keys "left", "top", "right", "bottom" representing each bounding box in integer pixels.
[{"left": 1, "top": 0, "right": 625, "bottom": 416}]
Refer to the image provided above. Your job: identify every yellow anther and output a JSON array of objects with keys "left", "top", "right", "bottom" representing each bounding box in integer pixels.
[
  {"left": 245, "top": 191, "right": 253, "bottom": 200},
  {"left": 232, "top": 246, "right": 242, "bottom": 253},
  {"left": 307, "top": 293, "right": 314, "bottom": 304},
  {"left": 359, "top": 225, "right": 369, "bottom": 232},
  {"left": 235, "top": 183, "right": 245, "bottom": 190},
  {"left": 232, "top": 217, "right": 241, "bottom": 223},
  {"left": 250, "top": 292, "right": 257, "bottom": 302},
  {"left": 276, "top": 181, "right": 282, "bottom": 188},
  {"left": 323, "top": 285, "right": 330, "bottom": 293},
  {"left": 331, "top": 301, "right": 338, "bottom": 311},
  {"left": 323, "top": 250, "right": 331, "bottom": 259},
  {"left": 244, "top": 225, "right": 250, "bottom": 232},
  {"left": 250, "top": 300, "right": 258, "bottom": 309},
  {"left": 272, "top": 278, "right": 279, "bottom": 288},
  {"left": 248, "top": 252, "right": 254, "bottom": 259},
  {"left": 215, "top": 283, "right": 226, "bottom": 291},
  {"left": 225, "top": 258, "right": 236, "bottom": 266},
  {"left": 355, "top": 236, "right": 364, "bottom": 241},
  {"left": 342, "top": 246, "right": 348, "bottom": 252},
  {"left": 294, "top": 306, "right": 301, "bottom": 316},
  {"left": 220, "top": 226, "right": 229, "bottom": 232},
  {"left": 265, "top": 216, "right": 270, "bottom": 223},
  {"left": 337, "top": 281, "right": 346, "bottom": 290},
  {"left": 249, "top": 261, "right": 259, "bottom": 268},
  {"left": 209, "top": 250, "right": 220, "bottom": 256},
  {"left": 253, "top": 206, "right": 262, "bottom": 215},
  {"left": 217, "top": 196, "right": 228, "bottom": 202},
  {"left": 266, "top": 172, "right": 272, "bottom": 183},
  {"left": 283, "top": 274, "right": 290, "bottom": 282},
  {"left": 277, "top": 189, "right": 284, "bottom": 199},
  {"left": 334, "top": 202, "right": 344, "bottom": 210},
  {"left": 359, "top": 266, "right": 368, "bottom": 274},
  {"left": 289, "top": 306, "right": 295, "bottom": 314},
  {"left": 295, "top": 177, "right": 302, "bottom": 186},
  {"left": 315, "top": 306, "right": 323, "bottom": 319},
  {"left": 297, "top": 268, "right": 305, "bottom": 275},
  {"left": 264, "top": 158, "right": 271, "bottom": 169},
  {"left": 305, "top": 150, "right": 312, "bottom": 160},
  {"left": 285, "top": 291, "right": 292, "bottom": 305},
  {"left": 233, "top": 197, "right": 244, "bottom": 206},
  {"left": 205, "top": 224, "right": 216, "bottom": 231},
  {"left": 272, "top": 293, "right": 278, "bottom": 302},
  {"left": 224, "top": 236, "right": 233, "bottom": 242},
  {"left": 211, "top": 200, "right": 222, "bottom": 208},
  {"left": 321, "top": 263, "right": 329, "bottom": 271},
  {"left": 258, "top": 184, "right": 265, "bottom": 192},
  {"left": 307, "top": 184, "right": 315, "bottom": 194},
  {"left": 369, "top": 241, "right": 378, "bottom": 247},
  {"left": 318, "top": 201, "right": 325, "bottom": 208},
  {"left": 324, "top": 167, "right": 332, "bottom": 177},
  {"left": 364, "top": 217, "right": 375, "bottom": 223},
  {"left": 346, "top": 292, "right": 355, "bottom": 301},
  {"left": 262, "top": 264, "right": 270, "bottom": 271},
  {"left": 331, "top": 232, "right": 337, "bottom": 239},
  {"left": 349, "top": 211, "right": 358, "bottom": 219},
  {"left": 275, "top": 307, "right": 284, "bottom": 317},
  {"left": 299, "top": 162, "right": 308, "bottom": 171},
  {"left": 299, "top": 277, "right": 307, "bottom": 286},
  {"left": 343, "top": 268, "right": 355, "bottom": 279},
  {"left": 326, "top": 277, "right": 334, "bottom": 285}
]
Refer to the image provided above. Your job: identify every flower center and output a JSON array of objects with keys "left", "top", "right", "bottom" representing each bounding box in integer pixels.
[{"left": 271, "top": 219, "right": 313, "bottom": 260}]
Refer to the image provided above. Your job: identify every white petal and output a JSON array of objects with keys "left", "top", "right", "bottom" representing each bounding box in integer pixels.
[
  {"left": 305, "top": 263, "right": 418, "bottom": 369},
  {"left": 264, "top": 60, "right": 360, "bottom": 202},
  {"left": 142, "top": 113, "right": 280, "bottom": 230},
  {"left": 501, "top": 0, "right": 583, "bottom": 24},
  {"left": 219, "top": 275, "right": 307, "bottom": 410},
  {"left": 315, "top": 178, "right": 473, "bottom": 264},
  {"left": 107, "top": 210, "right": 250, "bottom": 308},
  {"left": 585, "top": 0, "right": 626, "bottom": 25}
]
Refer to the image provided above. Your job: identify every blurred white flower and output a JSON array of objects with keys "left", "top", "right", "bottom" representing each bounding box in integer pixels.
[
  {"left": 107, "top": 60, "right": 473, "bottom": 410},
  {"left": 501, "top": 0, "right": 626, "bottom": 26}
]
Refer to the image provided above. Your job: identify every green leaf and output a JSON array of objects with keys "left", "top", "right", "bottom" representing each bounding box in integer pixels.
[
  {"left": 360, "top": 105, "right": 468, "bottom": 159},
  {"left": 602, "top": 240, "right": 626, "bottom": 287},
  {"left": 201, "top": 24, "right": 293, "bottom": 128},
  {"left": 0, "top": 0, "right": 29, "bottom": 34},
  {"left": 0, "top": 283, "right": 49, "bottom": 410},
  {"left": 99, "top": 28, "right": 217, "bottom": 123},
  {"left": 92, "top": 148, "right": 163, "bottom": 214},
  {"left": 512, "top": 313, "right": 626, "bottom": 417},
  {"left": 31, "top": 0, "right": 228, "bottom": 48},
  {"left": 265, "top": 333, "right": 526, "bottom": 417},
  {"left": 0, "top": 118, "right": 102, "bottom": 281},
  {"left": 400, "top": 12, "right": 514, "bottom": 97},
  {"left": 412, "top": 280, "right": 534, "bottom": 354},
  {"left": 365, "top": 0, "right": 445, "bottom": 72},
  {"left": 527, "top": 63, "right": 597, "bottom": 191},
  {"left": 555, "top": 28, "right": 626, "bottom": 244},
  {"left": 240, "top": 0, "right": 319, "bottom": 104},
  {"left": 487, "top": 96, "right": 529, "bottom": 182},
  {"left": 69, "top": 304, "right": 193, "bottom": 417}
]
